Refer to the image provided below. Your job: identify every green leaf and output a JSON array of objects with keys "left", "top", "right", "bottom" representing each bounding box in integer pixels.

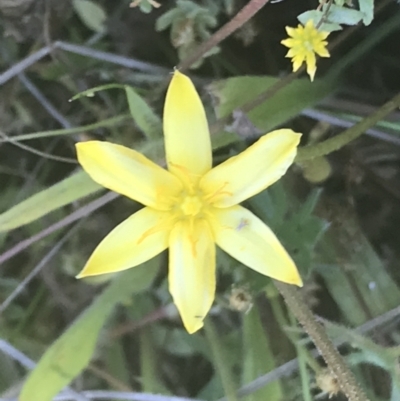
[
  {"left": 359, "top": 0, "right": 374, "bottom": 25},
  {"left": 72, "top": 0, "right": 106, "bottom": 33},
  {"left": 205, "top": 320, "right": 238, "bottom": 401},
  {"left": 325, "top": 4, "right": 364, "bottom": 26},
  {"left": 0, "top": 171, "right": 102, "bottom": 233},
  {"left": 323, "top": 319, "right": 394, "bottom": 370},
  {"left": 208, "top": 75, "right": 337, "bottom": 134},
  {"left": 242, "top": 305, "right": 283, "bottom": 401},
  {"left": 317, "top": 201, "right": 400, "bottom": 325},
  {"left": 298, "top": 10, "right": 343, "bottom": 32},
  {"left": 155, "top": 8, "right": 180, "bottom": 31},
  {"left": 128, "top": 295, "right": 170, "bottom": 394},
  {"left": 139, "top": 0, "right": 153, "bottom": 13},
  {"left": 71, "top": 84, "right": 162, "bottom": 140},
  {"left": 104, "top": 342, "right": 131, "bottom": 387},
  {"left": 19, "top": 260, "right": 159, "bottom": 401},
  {"left": 250, "top": 185, "right": 328, "bottom": 279},
  {"left": 391, "top": 381, "right": 400, "bottom": 401},
  {"left": 125, "top": 86, "right": 162, "bottom": 140},
  {"left": 317, "top": 263, "right": 368, "bottom": 325}
]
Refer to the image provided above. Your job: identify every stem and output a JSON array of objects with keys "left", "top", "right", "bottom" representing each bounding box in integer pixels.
[
  {"left": 288, "top": 314, "right": 313, "bottom": 401},
  {"left": 177, "top": 0, "right": 270, "bottom": 71},
  {"left": 296, "top": 91, "right": 400, "bottom": 162},
  {"left": 210, "top": 69, "right": 305, "bottom": 136},
  {"left": 274, "top": 281, "right": 370, "bottom": 401},
  {"left": 205, "top": 320, "right": 238, "bottom": 401}
]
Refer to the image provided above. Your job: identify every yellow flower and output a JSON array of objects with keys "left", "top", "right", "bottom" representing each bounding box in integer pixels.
[
  {"left": 281, "top": 19, "right": 330, "bottom": 81},
  {"left": 76, "top": 71, "right": 302, "bottom": 333}
]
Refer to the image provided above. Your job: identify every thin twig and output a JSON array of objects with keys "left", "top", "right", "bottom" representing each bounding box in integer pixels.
[
  {"left": 0, "top": 221, "right": 83, "bottom": 314},
  {"left": 301, "top": 108, "right": 400, "bottom": 146},
  {"left": 0, "top": 130, "right": 77, "bottom": 164},
  {"left": 0, "top": 390, "right": 203, "bottom": 401},
  {"left": 0, "top": 192, "right": 118, "bottom": 266},
  {"left": 0, "top": 41, "right": 166, "bottom": 86},
  {"left": 18, "top": 72, "right": 72, "bottom": 128},
  {"left": 0, "top": 46, "right": 52, "bottom": 85},
  {"left": 177, "top": 0, "right": 271, "bottom": 71}
]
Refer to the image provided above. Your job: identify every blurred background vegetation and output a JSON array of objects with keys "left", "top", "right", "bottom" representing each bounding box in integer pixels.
[{"left": 1, "top": 0, "right": 400, "bottom": 400}]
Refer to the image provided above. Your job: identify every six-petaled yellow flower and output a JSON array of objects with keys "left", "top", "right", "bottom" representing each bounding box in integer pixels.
[
  {"left": 281, "top": 19, "right": 330, "bottom": 81},
  {"left": 76, "top": 71, "right": 303, "bottom": 334}
]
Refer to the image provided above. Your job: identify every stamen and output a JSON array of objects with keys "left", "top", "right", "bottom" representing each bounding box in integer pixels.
[
  {"left": 204, "top": 182, "right": 232, "bottom": 203},
  {"left": 168, "top": 161, "right": 202, "bottom": 191},
  {"left": 137, "top": 214, "right": 175, "bottom": 244}
]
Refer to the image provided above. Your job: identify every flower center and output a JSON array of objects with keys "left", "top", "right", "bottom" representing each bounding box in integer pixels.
[
  {"left": 304, "top": 40, "right": 313, "bottom": 51},
  {"left": 181, "top": 195, "right": 203, "bottom": 216}
]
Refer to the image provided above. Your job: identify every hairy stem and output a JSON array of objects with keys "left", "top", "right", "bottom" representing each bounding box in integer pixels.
[{"left": 274, "top": 281, "right": 370, "bottom": 401}]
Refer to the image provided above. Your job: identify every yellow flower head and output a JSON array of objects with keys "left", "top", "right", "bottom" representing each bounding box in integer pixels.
[
  {"left": 76, "top": 71, "right": 302, "bottom": 333},
  {"left": 281, "top": 19, "right": 330, "bottom": 81}
]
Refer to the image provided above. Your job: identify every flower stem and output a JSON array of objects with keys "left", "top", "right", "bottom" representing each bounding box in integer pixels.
[
  {"left": 274, "top": 281, "right": 370, "bottom": 401},
  {"left": 178, "top": 0, "right": 270, "bottom": 71},
  {"left": 205, "top": 320, "right": 239, "bottom": 401},
  {"left": 296, "top": 90, "right": 400, "bottom": 162}
]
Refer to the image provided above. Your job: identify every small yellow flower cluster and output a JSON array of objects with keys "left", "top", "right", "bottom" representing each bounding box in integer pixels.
[{"left": 281, "top": 20, "right": 330, "bottom": 81}]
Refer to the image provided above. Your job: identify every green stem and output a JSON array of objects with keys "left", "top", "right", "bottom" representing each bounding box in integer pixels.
[
  {"left": 1, "top": 114, "right": 130, "bottom": 143},
  {"left": 205, "top": 320, "right": 238, "bottom": 401},
  {"left": 288, "top": 313, "right": 313, "bottom": 401},
  {"left": 274, "top": 281, "right": 370, "bottom": 401},
  {"left": 296, "top": 90, "right": 400, "bottom": 162}
]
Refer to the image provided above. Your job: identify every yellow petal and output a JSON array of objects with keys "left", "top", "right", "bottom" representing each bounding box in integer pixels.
[
  {"left": 211, "top": 205, "right": 302, "bottom": 286},
  {"left": 77, "top": 207, "right": 172, "bottom": 277},
  {"left": 304, "top": 19, "right": 315, "bottom": 30},
  {"left": 76, "top": 141, "right": 182, "bottom": 210},
  {"left": 286, "top": 48, "right": 297, "bottom": 57},
  {"left": 285, "top": 26, "right": 296, "bottom": 37},
  {"left": 168, "top": 219, "right": 216, "bottom": 333},
  {"left": 292, "top": 56, "right": 304, "bottom": 72},
  {"left": 281, "top": 38, "right": 295, "bottom": 47},
  {"left": 305, "top": 52, "right": 317, "bottom": 81},
  {"left": 319, "top": 32, "right": 329, "bottom": 40},
  {"left": 314, "top": 45, "right": 330, "bottom": 58},
  {"left": 164, "top": 71, "right": 212, "bottom": 181},
  {"left": 200, "top": 130, "right": 301, "bottom": 208}
]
